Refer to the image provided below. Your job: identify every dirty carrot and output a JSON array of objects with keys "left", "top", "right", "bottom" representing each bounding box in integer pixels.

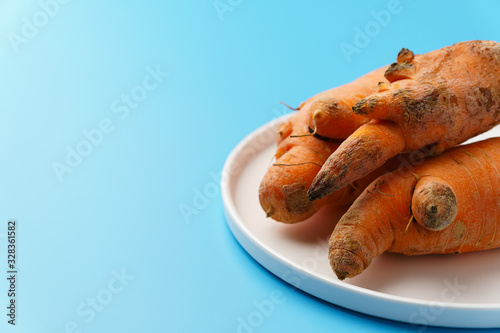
[
  {"left": 329, "top": 137, "right": 500, "bottom": 280},
  {"left": 259, "top": 66, "right": 391, "bottom": 223},
  {"left": 308, "top": 40, "right": 500, "bottom": 201}
]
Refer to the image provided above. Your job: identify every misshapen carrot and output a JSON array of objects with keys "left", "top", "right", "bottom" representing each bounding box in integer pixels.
[
  {"left": 259, "top": 66, "right": 390, "bottom": 223},
  {"left": 309, "top": 40, "right": 500, "bottom": 201},
  {"left": 329, "top": 137, "right": 500, "bottom": 280}
]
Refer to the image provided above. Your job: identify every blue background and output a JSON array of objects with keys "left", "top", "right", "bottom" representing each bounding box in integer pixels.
[{"left": 0, "top": 0, "right": 499, "bottom": 332}]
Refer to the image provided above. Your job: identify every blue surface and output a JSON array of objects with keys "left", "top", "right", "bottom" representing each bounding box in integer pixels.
[{"left": 0, "top": 0, "right": 499, "bottom": 332}]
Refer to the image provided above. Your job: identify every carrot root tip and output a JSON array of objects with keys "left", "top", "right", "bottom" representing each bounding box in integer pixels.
[
  {"left": 279, "top": 101, "right": 299, "bottom": 111},
  {"left": 307, "top": 166, "right": 347, "bottom": 202},
  {"left": 329, "top": 249, "right": 365, "bottom": 280}
]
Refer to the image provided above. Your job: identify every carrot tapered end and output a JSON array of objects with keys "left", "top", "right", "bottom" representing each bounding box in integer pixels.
[
  {"left": 307, "top": 121, "right": 406, "bottom": 201},
  {"left": 307, "top": 163, "right": 348, "bottom": 201}
]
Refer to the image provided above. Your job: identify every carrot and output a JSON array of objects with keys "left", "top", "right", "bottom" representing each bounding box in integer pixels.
[
  {"left": 329, "top": 137, "right": 500, "bottom": 280},
  {"left": 259, "top": 66, "right": 391, "bottom": 223},
  {"left": 308, "top": 40, "right": 500, "bottom": 201},
  {"left": 298, "top": 66, "right": 389, "bottom": 140}
]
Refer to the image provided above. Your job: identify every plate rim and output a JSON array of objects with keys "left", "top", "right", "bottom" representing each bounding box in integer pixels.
[{"left": 221, "top": 113, "right": 500, "bottom": 328}]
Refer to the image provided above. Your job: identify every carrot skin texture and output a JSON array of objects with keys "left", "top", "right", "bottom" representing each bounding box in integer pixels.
[
  {"left": 310, "top": 40, "right": 500, "bottom": 201},
  {"left": 259, "top": 67, "right": 390, "bottom": 223},
  {"left": 308, "top": 120, "right": 406, "bottom": 201},
  {"left": 304, "top": 67, "right": 389, "bottom": 139},
  {"left": 329, "top": 137, "right": 500, "bottom": 280}
]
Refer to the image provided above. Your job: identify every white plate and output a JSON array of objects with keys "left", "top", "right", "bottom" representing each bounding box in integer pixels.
[{"left": 222, "top": 114, "right": 500, "bottom": 329}]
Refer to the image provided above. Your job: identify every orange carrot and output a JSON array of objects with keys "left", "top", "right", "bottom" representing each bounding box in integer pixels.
[
  {"left": 259, "top": 66, "right": 391, "bottom": 223},
  {"left": 329, "top": 137, "right": 500, "bottom": 280},
  {"left": 308, "top": 40, "right": 500, "bottom": 201},
  {"left": 298, "top": 66, "right": 389, "bottom": 140}
]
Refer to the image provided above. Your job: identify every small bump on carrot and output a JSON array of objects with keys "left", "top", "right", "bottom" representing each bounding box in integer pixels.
[
  {"left": 396, "top": 48, "right": 415, "bottom": 63},
  {"left": 412, "top": 177, "right": 458, "bottom": 231},
  {"left": 378, "top": 81, "right": 390, "bottom": 92}
]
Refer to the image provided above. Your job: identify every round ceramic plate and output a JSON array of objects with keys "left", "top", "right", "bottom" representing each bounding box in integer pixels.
[{"left": 222, "top": 113, "right": 500, "bottom": 329}]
